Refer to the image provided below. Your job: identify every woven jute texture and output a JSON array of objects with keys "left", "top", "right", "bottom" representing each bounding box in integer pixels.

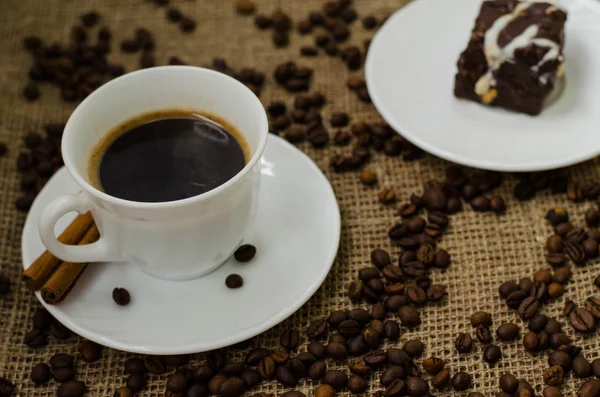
[{"left": 1, "top": 0, "right": 599, "bottom": 396}]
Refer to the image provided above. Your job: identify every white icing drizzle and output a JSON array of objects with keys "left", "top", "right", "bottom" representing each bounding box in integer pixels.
[{"left": 473, "top": 0, "right": 564, "bottom": 98}]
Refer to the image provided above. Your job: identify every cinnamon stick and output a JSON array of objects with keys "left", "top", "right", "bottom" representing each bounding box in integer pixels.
[
  {"left": 22, "top": 212, "right": 94, "bottom": 290},
  {"left": 40, "top": 225, "right": 100, "bottom": 304}
]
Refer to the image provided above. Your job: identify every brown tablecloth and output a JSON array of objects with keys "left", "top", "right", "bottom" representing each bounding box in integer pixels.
[{"left": 1, "top": 0, "right": 599, "bottom": 395}]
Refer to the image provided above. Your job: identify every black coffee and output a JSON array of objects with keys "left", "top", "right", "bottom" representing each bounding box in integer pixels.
[{"left": 90, "top": 109, "right": 248, "bottom": 202}]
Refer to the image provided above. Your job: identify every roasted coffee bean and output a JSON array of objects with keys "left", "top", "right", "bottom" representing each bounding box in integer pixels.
[
  {"left": 523, "top": 332, "right": 539, "bottom": 352},
  {"left": 422, "top": 357, "right": 444, "bottom": 375},
  {"left": 592, "top": 358, "right": 600, "bottom": 377},
  {"left": 567, "top": 182, "right": 584, "bottom": 202},
  {"left": 225, "top": 274, "right": 244, "bottom": 289},
  {"left": 280, "top": 329, "right": 299, "bottom": 350},
  {"left": 245, "top": 348, "right": 269, "bottom": 366},
  {"left": 235, "top": 244, "right": 256, "bottom": 262},
  {"left": 406, "top": 217, "right": 426, "bottom": 234},
  {"left": 546, "top": 207, "right": 569, "bottom": 225},
  {"left": 427, "top": 284, "right": 447, "bottom": 302},
  {"left": 328, "top": 310, "right": 348, "bottom": 328},
  {"left": 553, "top": 266, "right": 572, "bottom": 284},
  {"left": 348, "top": 360, "right": 371, "bottom": 376},
  {"left": 54, "top": 367, "right": 75, "bottom": 382},
  {"left": 23, "top": 82, "right": 40, "bottom": 101},
  {"left": 475, "top": 325, "right": 493, "bottom": 344},
  {"left": 306, "top": 318, "right": 328, "bottom": 340},
  {"left": 359, "top": 169, "right": 378, "bottom": 185},
  {"left": 331, "top": 113, "right": 349, "bottom": 128},
  {"left": 364, "top": 327, "right": 380, "bottom": 349},
  {"left": 446, "top": 196, "right": 463, "bottom": 213},
  {"left": 400, "top": 261, "right": 426, "bottom": 277},
  {"left": 207, "top": 350, "right": 226, "bottom": 372},
  {"left": 315, "top": 384, "right": 335, "bottom": 397},
  {"left": 270, "top": 349, "right": 290, "bottom": 364},
  {"left": 543, "top": 365, "right": 564, "bottom": 386},
  {"left": 57, "top": 380, "right": 86, "bottom": 397},
  {"left": 434, "top": 250, "right": 451, "bottom": 268},
  {"left": 548, "top": 282, "right": 564, "bottom": 299},
  {"left": 563, "top": 298, "right": 577, "bottom": 317},
  {"left": 455, "top": 332, "right": 473, "bottom": 354},
  {"left": 364, "top": 350, "right": 387, "bottom": 369},
  {"left": 518, "top": 297, "right": 540, "bottom": 319},
  {"left": 347, "top": 374, "right": 367, "bottom": 394},
  {"left": 404, "top": 376, "right": 429, "bottom": 396},
  {"left": 399, "top": 306, "right": 421, "bottom": 328},
  {"left": 490, "top": 196, "right": 506, "bottom": 214},
  {"left": 496, "top": 323, "right": 519, "bottom": 341},
  {"left": 572, "top": 355, "right": 592, "bottom": 378},
  {"left": 569, "top": 308, "right": 596, "bottom": 333},
  {"left": 186, "top": 384, "right": 208, "bottom": 397},
  {"left": 514, "top": 181, "right": 535, "bottom": 201},
  {"left": 180, "top": 16, "right": 197, "bottom": 32},
  {"left": 577, "top": 380, "right": 600, "bottom": 397},
  {"left": 275, "top": 366, "right": 297, "bottom": 387},
  {"left": 24, "top": 328, "right": 48, "bottom": 348},
  {"left": 506, "top": 290, "right": 528, "bottom": 309},
  {"left": 470, "top": 196, "right": 490, "bottom": 212},
  {"left": 549, "top": 351, "right": 572, "bottom": 372},
  {"left": 547, "top": 235, "right": 563, "bottom": 253},
  {"left": 585, "top": 296, "right": 600, "bottom": 319},
  {"left": 499, "top": 373, "right": 518, "bottom": 393},
  {"left": 565, "top": 241, "right": 586, "bottom": 265},
  {"left": 483, "top": 345, "right": 502, "bottom": 364},
  {"left": 32, "top": 307, "right": 53, "bottom": 330},
  {"left": 257, "top": 356, "right": 275, "bottom": 379},
  {"left": 554, "top": 222, "right": 573, "bottom": 237},
  {"left": 550, "top": 332, "right": 570, "bottom": 349},
  {"left": 499, "top": 282, "right": 520, "bottom": 299},
  {"left": 308, "top": 360, "right": 326, "bottom": 380},
  {"left": 403, "top": 339, "right": 424, "bottom": 357},
  {"left": 381, "top": 366, "right": 406, "bottom": 387},
  {"left": 142, "top": 356, "right": 166, "bottom": 375},
  {"left": 530, "top": 281, "right": 548, "bottom": 301},
  {"left": 347, "top": 335, "right": 369, "bottom": 356},
  {"left": 323, "top": 370, "right": 347, "bottom": 391},
  {"left": 423, "top": 187, "right": 447, "bottom": 211},
  {"left": 406, "top": 285, "right": 426, "bottom": 305},
  {"left": 451, "top": 371, "right": 471, "bottom": 391},
  {"left": 112, "top": 287, "right": 130, "bottom": 306},
  {"left": 543, "top": 386, "right": 562, "bottom": 397},
  {"left": 31, "top": 363, "right": 51, "bottom": 385},
  {"left": 221, "top": 363, "right": 244, "bottom": 377},
  {"left": 430, "top": 368, "right": 450, "bottom": 390},
  {"left": 288, "top": 358, "right": 307, "bottom": 380},
  {"left": 583, "top": 238, "right": 599, "bottom": 258},
  {"left": 166, "top": 372, "right": 187, "bottom": 393},
  {"left": 338, "top": 319, "right": 361, "bottom": 338},
  {"left": 383, "top": 320, "right": 400, "bottom": 341},
  {"left": 470, "top": 311, "right": 492, "bottom": 327},
  {"left": 371, "top": 302, "right": 386, "bottom": 321},
  {"left": 326, "top": 342, "right": 348, "bottom": 361},
  {"left": 79, "top": 340, "right": 102, "bottom": 362},
  {"left": 218, "top": 377, "right": 245, "bottom": 397},
  {"left": 358, "top": 268, "right": 379, "bottom": 282}
]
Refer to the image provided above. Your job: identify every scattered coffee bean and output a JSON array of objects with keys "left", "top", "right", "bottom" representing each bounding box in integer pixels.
[
  {"left": 569, "top": 307, "right": 596, "bottom": 333},
  {"left": 112, "top": 287, "right": 130, "bottom": 306},
  {"left": 475, "top": 325, "right": 493, "bottom": 344},
  {"left": 315, "top": 384, "right": 335, "bottom": 397},
  {"left": 399, "top": 306, "right": 421, "bottom": 328},
  {"left": 483, "top": 345, "right": 502, "bottom": 365},
  {"left": 573, "top": 355, "right": 592, "bottom": 378},
  {"left": 226, "top": 274, "right": 244, "bottom": 289},
  {"left": 31, "top": 363, "right": 51, "bottom": 385},
  {"left": 54, "top": 367, "right": 75, "bottom": 383},
  {"left": 499, "top": 373, "right": 518, "bottom": 393},
  {"left": 543, "top": 365, "right": 564, "bottom": 386},
  {"left": 451, "top": 371, "right": 471, "bottom": 391},
  {"left": 57, "top": 380, "right": 86, "bottom": 397},
  {"left": 347, "top": 374, "right": 367, "bottom": 394},
  {"left": 455, "top": 332, "right": 473, "bottom": 354},
  {"left": 496, "top": 323, "right": 519, "bottom": 341}
]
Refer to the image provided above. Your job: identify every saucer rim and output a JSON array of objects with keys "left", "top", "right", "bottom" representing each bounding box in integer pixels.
[
  {"left": 21, "top": 134, "right": 341, "bottom": 354},
  {"left": 365, "top": 0, "right": 600, "bottom": 172}
]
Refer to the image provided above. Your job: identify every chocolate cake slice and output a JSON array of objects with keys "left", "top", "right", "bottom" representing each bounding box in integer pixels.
[{"left": 454, "top": 0, "right": 567, "bottom": 115}]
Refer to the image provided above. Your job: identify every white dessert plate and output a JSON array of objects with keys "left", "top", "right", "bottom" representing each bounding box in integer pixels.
[
  {"left": 366, "top": 0, "right": 600, "bottom": 172},
  {"left": 21, "top": 134, "right": 341, "bottom": 354}
]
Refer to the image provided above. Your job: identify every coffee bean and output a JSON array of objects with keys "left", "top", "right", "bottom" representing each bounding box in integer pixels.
[
  {"left": 570, "top": 308, "right": 596, "bottom": 333},
  {"left": 523, "top": 331, "right": 539, "bottom": 352},
  {"left": 573, "top": 355, "right": 592, "bottom": 378},
  {"left": 235, "top": 0, "right": 255, "bottom": 14},
  {"left": 348, "top": 360, "right": 371, "bottom": 376},
  {"left": 165, "top": 372, "right": 187, "bottom": 393},
  {"left": 381, "top": 366, "right": 406, "bottom": 387},
  {"left": 518, "top": 297, "right": 539, "bottom": 319},
  {"left": 549, "top": 332, "right": 570, "bottom": 350},
  {"left": 111, "top": 287, "right": 131, "bottom": 306},
  {"left": 79, "top": 340, "right": 102, "bottom": 362},
  {"left": 543, "top": 365, "right": 564, "bottom": 386},
  {"left": 328, "top": 310, "right": 348, "bottom": 328},
  {"left": 275, "top": 365, "right": 297, "bottom": 387},
  {"left": 31, "top": 307, "right": 53, "bottom": 330},
  {"left": 208, "top": 374, "right": 228, "bottom": 394},
  {"left": 359, "top": 169, "right": 378, "bottom": 186},
  {"left": 483, "top": 345, "right": 502, "bottom": 364},
  {"left": 554, "top": 222, "right": 573, "bottom": 237},
  {"left": 426, "top": 284, "right": 446, "bottom": 302},
  {"left": 323, "top": 370, "right": 347, "bottom": 390},
  {"left": 279, "top": 329, "right": 299, "bottom": 350},
  {"left": 546, "top": 235, "right": 563, "bottom": 253},
  {"left": 451, "top": 371, "right": 471, "bottom": 391},
  {"left": 584, "top": 296, "right": 600, "bottom": 319},
  {"left": 578, "top": 379, "right": 600, "bottom": 397},
  {"left": 432, "top": 368, "right": 450, "bottom": 390},
  {"left": 24, "top": 328, "right": 48, "bottom": 348},
  {"left": 553, "top": 267, "right": 572, "bottom": 284},
  {"left": 475, "top": 325, "right": 492, "bottom": 344},
  {"left": 244, "top": 348, "right": 269, "bottom": 367},
  {"left": 347, "top": 374, "right": 367, "bottom": 394},
  {"left": 315, "top": 384, "right": 335, "bottom": 397},
  {"left": 546, "top": 208, "right": 569, "bottom": 225},
  {"left": 234, "top": 244, "right": 256, "bottom": 262},
  {"left": 31, "top": 363, "right": 51, "bottom": 385},
  {"left": 53, "top": 366, "right": 75, "bottom": 383},
  {"left": 548, "top": 351, "right": 572, "bottom": 371},
  {"left": 495, "top": 374, "right": 517, "bottom": 393},
  {"left": 543, "top": 386, "right": 562, "bottom": 397},
  {"left": 122, "top": 357, "right": 146, "bottom": 375},
  {"left": 57, "top": 380, "right": 86, "bottom": 397},
  {"left": 490, "top": 196, "right": 506, "bottom": 214},
  {"left": 455, "top": 332, "right": 473, "bottom": 354},
  {"left": 363, "top": 350, "right": 387, "bottom": 369},
  {"left": 257, "top": 356, "right": 275, "bottom": 379},
  {"left": 470, "top": 196, "right": 490, "bottom": 212},
  {"left": 422, "top": 357, "right": 444, "bottom": 375},
  {"left": 567, "top": 182, "right": 584, "bottom": 202},
  {"left": 370, "top": 302, "right": 386, "bottom": 321},
  {"left": 434, "top": 250, "right": 451, "bottom": 268},
  {"left": 423, "top": 187, "right": 447, "bottom": 211},
  {"left": 180, "top": 16, "right": 197, "bottom": 32},
  {"left": 470, "top": 311, "right": 492, "bottom": 327},
  {"left": 253, "top": 14, "right": 273, "bottom": 30},
  {"left": 494, "top": 323, "right": 519, "bottom": 341},
  {"left": 399, "top": 306, "right": 421, "bottom": 328},
  {"left": 226, "top": 274, "right": 244, "bottom": 289},
  {"left": 331, "top": 113, "right": 349, "bottom": 128},
  {"left": 404, "top": 376, "right": 429, "bottom": 396},
  {"left": 499, "top": 282, "right": 520, "bottom": 299},
  {"left": 406, "top": 285, "right": 426, "bottom": 305},
  {"left": 383, "top": 320, "right": 400, "bottom": 341},
  {"left": 327, "top": 341, "right": 348, "bottom": 360}
]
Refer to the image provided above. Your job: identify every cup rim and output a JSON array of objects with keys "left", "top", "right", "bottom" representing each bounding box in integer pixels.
[{"left": 62, "top": 66, "right": 269, "bottom": 209}]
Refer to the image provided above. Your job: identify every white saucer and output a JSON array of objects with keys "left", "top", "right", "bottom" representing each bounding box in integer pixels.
[
  {"left": 21, "top": 134, "right": 341, "bottom": 354},
  {"left": 366, "top": 0, "right": 600, "bottom": 172}
]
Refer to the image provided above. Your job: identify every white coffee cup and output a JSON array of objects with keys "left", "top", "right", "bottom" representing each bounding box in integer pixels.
[{"left": 38, "top": 66, "right": 269, "bottom": 280}]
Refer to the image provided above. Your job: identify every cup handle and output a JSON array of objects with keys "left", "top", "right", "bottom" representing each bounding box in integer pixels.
[{"left": 39, "top": 192, "right": 117, "bottom": 263}]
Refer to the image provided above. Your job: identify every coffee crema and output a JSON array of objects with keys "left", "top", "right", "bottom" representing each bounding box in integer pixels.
[{"left": 89, "top": 109, "right": 250, "bottom": 203}]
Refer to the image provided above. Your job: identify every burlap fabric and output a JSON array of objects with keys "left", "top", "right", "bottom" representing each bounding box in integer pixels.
[{"left": 1, "top": 0, "right": 599, "bottom": 395}]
